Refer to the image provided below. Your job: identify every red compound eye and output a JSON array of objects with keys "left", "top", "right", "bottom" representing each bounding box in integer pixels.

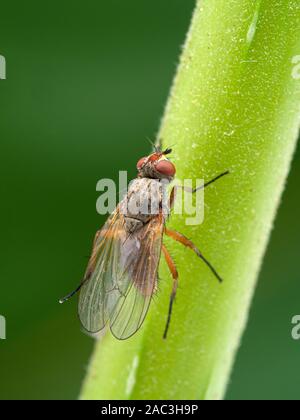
[
  {"left": 137, "top": 157, "right": 147, "bottom": 170},
  {"left": 156, "top": 160, "right": 176, "bottom": 177}
]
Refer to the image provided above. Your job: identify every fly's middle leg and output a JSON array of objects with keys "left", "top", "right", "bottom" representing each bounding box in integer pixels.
[
  {"left": 162, "top": 244, "right": 179, "bottom": 339},
  {"left": 164, "top": 228, "right": 223, "bottom": 283}
]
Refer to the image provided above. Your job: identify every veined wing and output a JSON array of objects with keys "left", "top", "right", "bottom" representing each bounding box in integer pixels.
[
  {"left": 78, "top": 209, "right": 124, "bottom": 334},
  {"left": 110, "top": 214, "right": 163, "bottom": 339},
  {"left": 78, "top": 210, "right": 164, "bottom": 339}
]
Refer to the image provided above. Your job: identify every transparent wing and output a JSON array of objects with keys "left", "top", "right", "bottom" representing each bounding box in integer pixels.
[
  {"left": 109, "top": 215, "right": 163, "bottom": 339},
  {"left": 78, "top": 210, "right": 125, "bottom": 334},
  {"left": 78, "top": 210, "right": 163, "bottom": 339}
]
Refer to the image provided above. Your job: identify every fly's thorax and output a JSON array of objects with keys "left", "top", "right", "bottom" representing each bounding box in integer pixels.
[{"left": 120, "top": 178, "right": 170, "bottom": 225}]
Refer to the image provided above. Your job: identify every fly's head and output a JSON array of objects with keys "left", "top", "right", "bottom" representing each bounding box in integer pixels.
[{"left": 136, "top": 148, "right": 176, "bottom": 181}]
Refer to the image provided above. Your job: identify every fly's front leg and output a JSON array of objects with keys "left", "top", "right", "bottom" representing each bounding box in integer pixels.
[
  {"left": 162, "top": 244, "right": 179, "bottom": 339},
  {"left": 169, "top": 170, "right": 229, "bottom": 210},
  {"left": 165, "top": 228, "right": 223, "bottom": 283},
  {"left": 169, "top": 171, "right": 230, "bottom": 209},
  {"left": 183, "top": 170, "right": 230, "bottom": 193},
  {"left": 168, "top": 185, "right": 176, "bottom": 210}
]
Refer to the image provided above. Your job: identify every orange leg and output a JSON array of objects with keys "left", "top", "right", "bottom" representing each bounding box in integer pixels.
[
  {"left": 164, "top": 228, "right": 223, "bottom": 283},
  {"left": 162, "top": 244, "right": 179, "bottom": 339}
]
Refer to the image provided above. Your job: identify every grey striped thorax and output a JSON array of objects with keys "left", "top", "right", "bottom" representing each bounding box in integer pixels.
[{"left": 120, "top": 178, "right": 169, "bottom": 233}]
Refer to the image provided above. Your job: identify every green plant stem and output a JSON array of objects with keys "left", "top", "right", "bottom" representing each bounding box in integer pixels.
[{"left": 81, "top": 0, "right": 300, "bottom": 400}]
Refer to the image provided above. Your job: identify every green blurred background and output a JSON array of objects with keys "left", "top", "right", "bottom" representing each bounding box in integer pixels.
[{"left": 0, "top": 0, "right": 299, "bottom": 400}]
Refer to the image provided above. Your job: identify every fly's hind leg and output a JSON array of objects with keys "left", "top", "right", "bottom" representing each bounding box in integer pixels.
[
  {"left": 165, "top": 228, "right": 223, "bottom": 283},
  {"left": 59, "top": 229, "right": 101, "bottom": 304},
  {"left": 59, "top": 284, "right": 82, "bottom": 304},
  {"left": 162, "top": 244, "right": 179, "bottom": 339}
]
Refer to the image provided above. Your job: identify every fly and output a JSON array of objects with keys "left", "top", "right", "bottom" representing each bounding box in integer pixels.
[{"left": 60, "top": 147, "right": 229, "bottom": 340}]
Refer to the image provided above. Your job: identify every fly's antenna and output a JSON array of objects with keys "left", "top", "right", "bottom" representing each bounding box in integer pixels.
[
  {"left": 163, "top": 147, "right": 172, "bottom": 155},
  {"left": 162, "top": 143, "right": 176, "bottom": 155}
]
